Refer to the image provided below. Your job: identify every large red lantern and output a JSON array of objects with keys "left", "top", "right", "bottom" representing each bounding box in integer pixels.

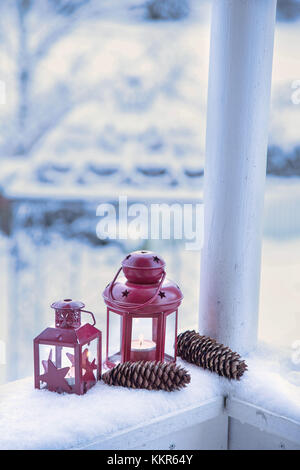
[
  {"left": 102, "top": 251, "right": 183, "bottom": 368},
  {"left": 34, "top": 299, "right": 101, "bottom": 395}
]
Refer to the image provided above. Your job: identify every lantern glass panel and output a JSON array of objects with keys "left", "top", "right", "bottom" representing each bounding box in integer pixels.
[
  {"left": 39, "top": 344, "right": 75, "bottom": 388},
  {"left": 164, "top": 311, "right": 176, "bottom": 361},
  {"left": 130, "top": 317, "right": 156, "bottom": 361},
  {"left": 62, "top": 347, "right": 76, "bottom": 385},
  {"left": 39, "top": 344, "right": 56, "bottom": 378},
  {"left": 81, "top": 339, "right": 98, "bottom": 383},
  {"left": 108, "top": 311, "right": 122, "bottom": 364}
]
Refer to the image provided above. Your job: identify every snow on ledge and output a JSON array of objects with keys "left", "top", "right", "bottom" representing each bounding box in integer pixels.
[
  {"left": 0, "top": 347, "right": 299, "bottom": 450},
  {"left": 0, "top": 360, "right": 222, "bottom": 450}
]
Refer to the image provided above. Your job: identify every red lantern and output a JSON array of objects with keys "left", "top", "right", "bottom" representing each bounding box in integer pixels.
[
  {"left": 34, "top": 299, "right": 101, "bottom": 395},
  {"left": 102, "top": 251, "right": 183, "bottom": 368}
]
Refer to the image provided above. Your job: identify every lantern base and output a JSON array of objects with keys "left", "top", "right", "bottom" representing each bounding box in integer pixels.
[
  {"left": 164, "top": 353, "right": 176, "bottom": 363},
  {"left": 105, "top": 352, "right": 176, "bottom": 369},
  {"left": 105, "top": 353, "right": 122, "bottom": 369}
]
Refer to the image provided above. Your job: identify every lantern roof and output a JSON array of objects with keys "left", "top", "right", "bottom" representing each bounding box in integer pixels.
[
  {"left": 34, "top": 323, "right": 100, "bottom": 346},
  {"left": 103, "top": 276, "right": 183, "bottom": 314}
]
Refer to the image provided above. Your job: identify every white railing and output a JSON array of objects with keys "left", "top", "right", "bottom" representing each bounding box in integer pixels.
[
  {"left": 199, "top": 0, "right": 277, "bottom": 354},
  {"left": 0, "top": 375, "right": 299, "bottom": 450}
]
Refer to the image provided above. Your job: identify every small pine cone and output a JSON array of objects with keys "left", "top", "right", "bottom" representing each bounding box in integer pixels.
[
  {"left": 102, "top": 361, "right": 191, "bottom": 392},
  {"left": 177, "top": 330, "right": 247, "bottom": 380}
]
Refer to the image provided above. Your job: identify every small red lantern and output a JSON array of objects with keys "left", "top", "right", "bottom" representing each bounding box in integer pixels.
[
  {"left": 103, "top": 251, "right": 183, "bottom": 368},
  {"left": 34, "top": 299, "right": 101, "bottom": 395}
]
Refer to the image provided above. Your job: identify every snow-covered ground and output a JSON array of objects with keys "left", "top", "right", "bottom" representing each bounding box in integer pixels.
[{"left": 0, "top": 346, "right": 299, "bottom": 450}]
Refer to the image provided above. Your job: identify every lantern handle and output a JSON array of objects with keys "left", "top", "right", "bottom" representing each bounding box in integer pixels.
[
  {"left": 107, "top": 268, "right": 166, "bottom": 312},
  {"left": 80, "top": 309, "right": 96, "bottom": 326}
]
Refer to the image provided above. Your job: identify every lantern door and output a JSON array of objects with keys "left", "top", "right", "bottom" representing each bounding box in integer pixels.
[
  {"left": 164, "top": 310, "right": 178, "bottom": 362},
  {"left": 35, "top": 343, "right": 76, "bottom": 393},
  {"left": 80, "top": 337, "right": 101, "bottom": 393},
  {"left": 106, "top": 309, "right": 122, "bottom": 367},
  {"left": 123, "top": 315, "right": 164, "bottom": 363}
]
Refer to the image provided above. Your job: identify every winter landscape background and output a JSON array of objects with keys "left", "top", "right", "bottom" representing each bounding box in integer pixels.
[{"left": 0, "top": 0, "right": 300, "bottom": 386}]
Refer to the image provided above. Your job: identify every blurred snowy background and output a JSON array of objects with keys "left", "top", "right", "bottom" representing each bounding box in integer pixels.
[{"left": 0, "top": 0, "right": 300, "bottom": 385}]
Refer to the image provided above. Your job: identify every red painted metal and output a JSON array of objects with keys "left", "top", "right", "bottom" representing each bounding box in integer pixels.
[
  {"left": 103, "top": 250, "right": 183, "bottom": 368},
  {"left": 34, "top": 299, "right": 101, "bottom": 395}
]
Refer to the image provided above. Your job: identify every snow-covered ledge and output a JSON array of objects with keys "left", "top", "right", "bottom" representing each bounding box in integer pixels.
[{"left": 0, "top": 351, "right": 299, "bottom": 450}]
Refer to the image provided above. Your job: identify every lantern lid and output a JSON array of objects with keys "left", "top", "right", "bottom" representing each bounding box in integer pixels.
[
  {"left": 121, "top": 251, "right": 166, "bottom": 284},
  {"left": 122, "top": 251, "right": 165, "bottom": 270},
  {"left": 51, "top": 299, "right": 85, "bottom": 310},
  {"left": 103, "top": 251, "right": 182, "bottom": 312}
]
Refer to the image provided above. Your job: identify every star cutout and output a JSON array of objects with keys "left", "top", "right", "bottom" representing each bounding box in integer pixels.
[
  {"left": 66, "top": 348, "right": 97, "bottom": 383},
  {"left": 153, "top": 256, "right": 160, "bottom": 263},
  {"left": 82, "top": 358, "right": 97, "bottom": 382},
  {"left": 40, "top": 360, "right": 71, "bottom": 393},
  {"left": 158, "top": 291, "right": 166, "bottom": 299},
  {"left": 122, "top": 289, "right": 130, "bottom": 297},
  {"left": 67, "top": 348, "right": 96, "bottom": 372},
  {"left": 67, "top": 348, "right": 86, "bottom": 370}
]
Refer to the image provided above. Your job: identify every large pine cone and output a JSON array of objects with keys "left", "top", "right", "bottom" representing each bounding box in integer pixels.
[
  {"left": 102, "top": 361, "right": 191, "bottom": 392},
  {"left": 177, "top": 330, "right": 247, "bottom": 380}
]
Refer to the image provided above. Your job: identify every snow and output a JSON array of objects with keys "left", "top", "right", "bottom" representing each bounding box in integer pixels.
[
  {"left": 0, "top": 359, "right": 220, "bottom": 450},
  {"left": 227, "top": 344, "right": 300, "bottom": 423},
  {"left": 0, "top": 345, "right": 299, "bottom": 450}
]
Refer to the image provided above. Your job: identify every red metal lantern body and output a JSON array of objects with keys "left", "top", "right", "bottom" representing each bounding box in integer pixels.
[
  {"left": 102, "top": 251, "right": 183, "bottom": 368},
  {"left": 34, "top": 299, "right": 101, "bottom": 395}
]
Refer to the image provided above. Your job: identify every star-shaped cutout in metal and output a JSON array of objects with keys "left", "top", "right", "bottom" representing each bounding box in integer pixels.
[
  {"left": 158, "top": 291, "right": 166, "bottom": 299},
  {"left": 66, "top": 348, "right": 97, "bottom": 384},
  {"left": 40, "top": 360, "right": 71, "bottom": 393},
  {"left": 153, "top": 256, "right": 160, "bottom": 263},
  {"left": 66, "top": 348, "right": 88, "bottom": 370},
  {"left": 82, "top": 358, "right": 97, "bottom": 382},
  {"left": 122, "top": 289, "right": 130, "bottom": 297}
]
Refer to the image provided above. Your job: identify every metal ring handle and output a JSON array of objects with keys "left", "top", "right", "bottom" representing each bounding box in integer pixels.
[
  {"left": 107, "top": 267, "right": 166, "bottom": 312},
  {"left": 80, "top": 309, "right": 96, "bottom": 326}
]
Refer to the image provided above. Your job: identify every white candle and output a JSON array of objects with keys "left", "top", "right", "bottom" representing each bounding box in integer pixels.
[
  {"left": 131, "top": 334, "right": 155, "bottom": 351},
  {"left": 131, "top": 334, "right": 156, "bottom": 361}
]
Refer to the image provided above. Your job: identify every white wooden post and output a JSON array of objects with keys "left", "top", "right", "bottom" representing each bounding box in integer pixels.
[{"left": 199, "top": 0, "right": 277, "bottom": 354}]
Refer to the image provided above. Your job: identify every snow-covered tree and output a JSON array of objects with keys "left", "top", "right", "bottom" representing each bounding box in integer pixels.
[
  {"left": 146, "top": 0, "right": 189, "bottom": 20},
  {"left": 0, "top": 0, "right": 110, "bottom": 157}
]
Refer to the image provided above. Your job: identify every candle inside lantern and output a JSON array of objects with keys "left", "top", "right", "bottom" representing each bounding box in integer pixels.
[{"left": 130, "top": 334, "right": 156, "bottom": 361}]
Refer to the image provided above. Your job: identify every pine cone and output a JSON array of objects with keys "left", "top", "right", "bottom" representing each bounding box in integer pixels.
[
  {"left": 102, "top": 361, "right": 191, "bottom": 392},
  {"left": 177, "top": 330, "right": 247, "bottom": 380}
]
